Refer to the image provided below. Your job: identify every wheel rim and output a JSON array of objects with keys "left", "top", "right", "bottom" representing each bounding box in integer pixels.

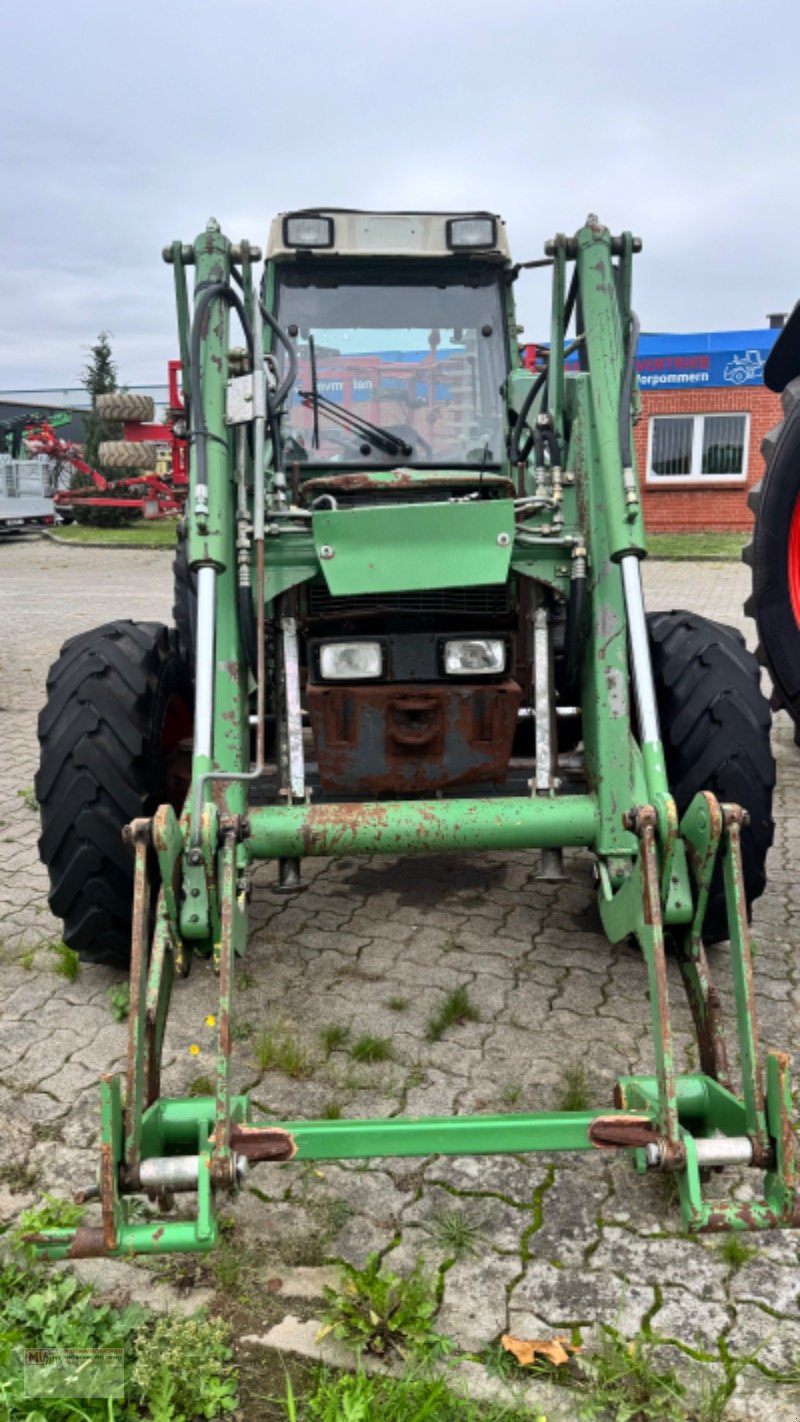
[{"left": 788, "top": 496, "right": 800, "bottom": 629}]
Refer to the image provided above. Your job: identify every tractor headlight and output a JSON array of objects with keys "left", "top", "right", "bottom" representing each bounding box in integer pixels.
[
  {"left": 319, "top": 641, "right": 383, "bottom": 680},
  {"left": 446, "top": 216, "right": 497, "bottom": 250},
  {"left": 284, "top": 214, "right": 334, "bottom": 248},
  {"left": 443, "top": 638, "right": 506, "bottom": 676}
]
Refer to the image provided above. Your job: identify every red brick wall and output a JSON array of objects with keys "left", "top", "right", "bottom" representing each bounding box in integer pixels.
[{"left": 636, "top": 386, "right": 782, "bottom": 533}]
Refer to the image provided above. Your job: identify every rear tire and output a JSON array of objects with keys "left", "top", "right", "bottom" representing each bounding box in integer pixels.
[
  {"left": 743, "top": 375, "right": 800, "bottom": 738},
  {"left": 36, "top": 621, "right": 193, "bottom": 967},
  {"left": 98, "top": 441, "right": 160, "bottom": 470},
  {"left": 647, "top": 610, "right": 774, "bottom": 944},
  {"left": 95, "top": 393, "right": 155, "bottom": 423}
]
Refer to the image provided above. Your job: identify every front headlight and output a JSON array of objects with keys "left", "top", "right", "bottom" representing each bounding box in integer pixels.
[
  {"left": 443, "top": 639, "right": 505, "bottom": 676},
  {"left": 319, "top": 641, "right": 383, "bottom": 680}
]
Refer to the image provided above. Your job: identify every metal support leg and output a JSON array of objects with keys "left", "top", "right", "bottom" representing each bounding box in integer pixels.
[{"left": 533, "top": 603, "right": 563, "bottom": 879}]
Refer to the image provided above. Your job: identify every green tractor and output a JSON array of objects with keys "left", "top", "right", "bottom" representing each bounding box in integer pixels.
[{"left": 33, "top": 209, "right": 794, "bottom": 1261}]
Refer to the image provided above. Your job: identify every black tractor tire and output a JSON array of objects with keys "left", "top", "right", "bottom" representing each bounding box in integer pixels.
[
  {"left": 172, "top": 524, "right": 196, "bottom": 671},
  {"left": 36, "top": 621, "right": 193, "bottom": 968},
  {"left": 743, "top": 375, "right": 800, "bottom": 739},
  {"left": 97, "top": 440, "right": 160, "bottom": 470},
  {"left": 647, "top": 610, "right": 774, "bottom": 944},
  {"left": 95, "top": 393, "right": 155, "bottom": 423}
]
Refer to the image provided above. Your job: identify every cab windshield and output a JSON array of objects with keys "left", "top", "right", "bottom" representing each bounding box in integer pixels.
[{"left": 275, "top": 265, "right": 507, "bottom": 467}]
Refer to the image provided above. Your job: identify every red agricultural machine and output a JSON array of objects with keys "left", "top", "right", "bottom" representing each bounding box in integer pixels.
[{"left": 25, "top": 360, "right": 188, "bottom": 519}]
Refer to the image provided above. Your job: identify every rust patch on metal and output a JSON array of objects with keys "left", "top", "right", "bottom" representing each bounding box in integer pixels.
[
  {"left": 297, "top": 800, "right": 389, "bottom": 855},
  {"left": 220, "top": 1008, "right": 231, "bottom": 1058},
  {"left": 303, "top": 472, "right": 516, "bottom": 496},
  {"left": 100, "top": 1142, "right": 117, "bottom": 1253},
  {"left": 776, "top": 1051, "right": 797, "bottom": 1187},
  {"left": 589, "top": 1116, "right": 659, "bottom": 1150},
  {"left": 211, "top": 1124, "right": 298, "bottom": 1162},
  {"left": 63, "top": 1227, "right": 108, "bottom": 1259},
  {"left": 307, "top": 681, "right": 522, "bottom": 796},
  {"left": 152, "top": 1226, "right": 165, "bottom": 1243}
]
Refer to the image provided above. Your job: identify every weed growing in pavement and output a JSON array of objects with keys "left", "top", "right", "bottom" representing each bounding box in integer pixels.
[
  {"left": 318, "top": 1251, "right": 445, "bottom": 1360},
  {"left": 16, "top": 786, "right": 38, "bottom": 812},
  {"left": 350, "top": 1034, "right": 394, "bottom": 1064},
  {"left": 485, "top": 1326, "right": 702, "bottom": 1420},
  {"left": 386, "top": 994, "right": 410, "bottom": 1012},
  {"left": 231, "top": 1018, "right": 254, "bottom": 1042},
  {"left": 132, "top": 1312, "right": 238, "bottom": 1418},
  {"left": 556, "top": 1061, "right": 591, "bottom": 1112},
  {"left": 236, "top": 966, "right": 257, "bottom": 991},
  {"left": 47, "top": 941, "right": 79, "bottom": 981},
  {"left": 322, "top": 1198, "right": 354, "bottom": 1238},
  {"left": 717, "top": 1233, "right": 757, "bottom": 1272},
  {"left": 425, "top": 984, "right": 479, "bottom": 1042},
  {"left": 500, "top": 1082, "right": 523, "bottom": 1108},
  {"left": 253, "top": 1021, "right": 313, "bottom": 1078},
  {"left": 0, "top": 1258, "right": 146, "bottom": 1418},
  {"left": 322, "top": 1098, "right": 343, "bottom": 1119},
  {"left": 282, "top": 1365, "right": 541, "bottom": 1420},
  {"left": 15, "top": 1191, "right": 86, "bottom": 1238},
  {"left": 18, "top": 949, "right": 34, "bottom": 971},
  {"left": 423, "top": 1205, "right": 483, "bottom": 1258},
  {"left": 319, "top": 1023, "right": 351, "bottom": 1057},
  {"left": 188, "top": 1073, "right": 216, "bottom": 1098},
  {"left": 107, "top": 980, "right": 130, "bottom": 1021},
  {"left": 572, "top": 1329, "right": 689, "bottom": 1421}
]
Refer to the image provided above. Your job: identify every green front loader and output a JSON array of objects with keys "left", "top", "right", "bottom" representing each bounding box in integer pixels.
[{"left": 33, "top": 209, "right": 795, "bottom": 1259}]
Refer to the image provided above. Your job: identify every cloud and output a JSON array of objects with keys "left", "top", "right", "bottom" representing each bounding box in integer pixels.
[{"left": 1, "top": 0, "right": 798, "bottom": 388}]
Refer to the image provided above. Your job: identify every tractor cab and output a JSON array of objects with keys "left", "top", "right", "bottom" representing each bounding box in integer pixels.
[{"left": 267, "top": 210, "right": 512, "bottom": 479}]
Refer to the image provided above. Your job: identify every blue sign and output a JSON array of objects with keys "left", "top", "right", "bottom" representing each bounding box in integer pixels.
[
  {"left": 634, "top": 330, "right": 779, "bottom": 391},
  {"left": 538, "top": 328, "right": 781, "bottom": 391}
]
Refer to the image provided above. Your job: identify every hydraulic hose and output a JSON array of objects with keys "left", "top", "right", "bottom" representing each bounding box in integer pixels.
[
  {"left": 563, "top": 550, "right": 587, "bottom": 700},
  {"left": 509, "top": 367, "right": 547, "bottom": 464},
  {"left": 189, "top": 282, "right": 254, "bottom": 499}
]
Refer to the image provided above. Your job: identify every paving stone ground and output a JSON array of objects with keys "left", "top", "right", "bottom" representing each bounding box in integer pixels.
[{"left": 1, "top": 539, "right": 800, "bottom": 1419}]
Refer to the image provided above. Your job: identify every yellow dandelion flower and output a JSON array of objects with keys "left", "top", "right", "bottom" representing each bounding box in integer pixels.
[
  {"left": 189, "top": 1044, "right": 200, "bottom": 1056},
  {"left": 205, "top": 1015, "right": 216, "bottom": 1028}
]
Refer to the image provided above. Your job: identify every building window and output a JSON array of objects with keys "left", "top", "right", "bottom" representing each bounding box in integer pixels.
[{"left": 647, "top": 413, "right": 749, "bottom": 483}]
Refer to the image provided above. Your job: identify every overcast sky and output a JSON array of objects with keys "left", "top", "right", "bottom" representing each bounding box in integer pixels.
[{"left": 1, "top": 0, "right": 798, "bottom": 390}]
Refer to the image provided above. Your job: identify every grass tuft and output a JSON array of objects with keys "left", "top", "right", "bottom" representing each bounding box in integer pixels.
[
  {"left": 106, "top": 981, "right": 130, "bottom": 1022},
  {"left": 423, "top": 1206, "right": 483, "bottom": 1258},
  {"left": 187, "top": 1073, "right": 215, "bottom": 1098},
  {"left": 48, "top": 941, "right": 79, "bottom": 982},
  {"left": 350, "top": 1035, "right": 394, "bottom": 1064},
  {"left": 425, "top": 984, "right": 479, "bottom": 1042},
  {"left": 717, "top": 1233, "right": 756, "bottom": 1271},
  {"left": 253, "top": 1022, "right": 313, "bottom": 1078},
  {"left": 386, "top": 995, "right": 410, "bottom": 1012},
  {"left": 556, "top": 1061, "right": 591, "bottom": 1112},
  {"left": 319, "top": 1023, "right": 351, "bottom": 1057}
]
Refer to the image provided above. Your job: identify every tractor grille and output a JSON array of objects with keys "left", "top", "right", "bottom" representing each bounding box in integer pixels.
[{"left": 308, "top": 583, "right": 513, "bottom": 619}]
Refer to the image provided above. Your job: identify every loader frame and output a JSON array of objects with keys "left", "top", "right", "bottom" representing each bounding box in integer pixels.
[{"left": 30, "top": 216, "right": 798, "bottom": 1260}]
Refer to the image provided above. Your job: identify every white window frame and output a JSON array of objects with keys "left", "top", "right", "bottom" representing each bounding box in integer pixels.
[{"left": 646, "top": 412, "right": 750, "bottom": 484}]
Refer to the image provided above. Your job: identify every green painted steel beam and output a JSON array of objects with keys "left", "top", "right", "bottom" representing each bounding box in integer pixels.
[
  {"left": 246, "top": 795, "right": 598, "bottom": 860},
  {"left": 312, "top": 499, "right": 515, "bottom": 596}
]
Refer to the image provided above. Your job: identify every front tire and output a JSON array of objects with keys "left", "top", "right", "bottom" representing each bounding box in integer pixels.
[
  {"left": 647, "top": 610, "right": 774, "bottom": 943},
  {"left": 743, "top": 375, "right": 800, "bottom": 737},
  {"left": 36, "top": 621, "right": 193, "bottom": 967}
]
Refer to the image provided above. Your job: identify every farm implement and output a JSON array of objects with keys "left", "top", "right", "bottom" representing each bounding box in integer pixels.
[
  {"left": 32, "top": 211, "right": 797, "bottom": 1260},
  {"left": 25, "top": 360, "right": 188, "bottom": 519}
]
